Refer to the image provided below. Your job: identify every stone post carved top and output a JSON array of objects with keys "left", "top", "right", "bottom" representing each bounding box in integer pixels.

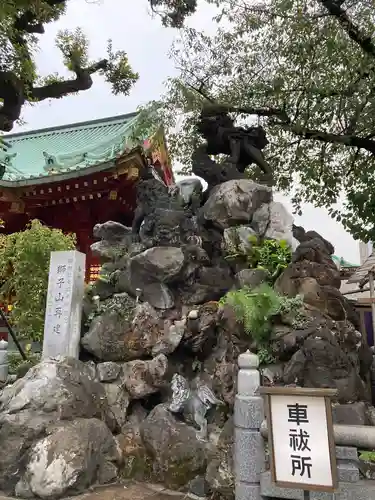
[
  {"left": 237, "top": 350, "right": 260, "bottom": 397},
  {"left": 238, "top": 349, "right": 259, "bottom": 369}
]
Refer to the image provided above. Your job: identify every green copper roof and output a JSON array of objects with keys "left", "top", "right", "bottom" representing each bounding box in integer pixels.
[
  {"left": 0, "top": 112, "right": 140, "bottom": 182},
  {"left": 332, "top": 255, "right": 358, "bottom": 268}
]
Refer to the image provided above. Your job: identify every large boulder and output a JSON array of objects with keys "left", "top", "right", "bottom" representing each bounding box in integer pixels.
[
  {"left": 264, "top": 201, "right": 294, "bottom": 247},
  {"left": 292, "top": 225, "right": 334, "bottom": 255},
  {"left": 81, "top": 293, "right": 137, "bottom": 361},
  {"left": 97, "top": 361, "right": 122, "bottom": 382},
  {"left": 282, "top": 327, "right": 368, "bottom": 403},
  {"left": 121, "top": 354, "right": 168, "bottom": 399},
  {"left": 271, "top": 311, "right": 372, "bottom": 403},
  {"left": 202, "top": 331, "right": 239, "bottom": 407},
  {"left": 115, "top": 266, "right": 175, "bottom": 309},
  {"left": 234, "top": 269, "right": 268, "bottom": 290},
  {"left": 275, "top": 232, "right": 356, "bottom": 326},
  {"left": 91, "top": 221, "right": 133, "bottom": 262},
  {"left": 116, "top": 246, "right": 188, "bottom": 309},
  {"left": 18, "top": 418, "right": 121, "bottom": 499},
  {"left": 140, "top": 404, "right": 207, "bottom": 488},
  {"left": 292, "top": 237, "right": 335, "bottom": 263},
  {"left": 200, "top": 303, "right": 251, "bottom": 407},
  {"left": 332, "top": 402, "right": 369, "bottom": 426},
  {"left": 275, "top": 260, "right": 341, "bottom": 290},
  {"left": 121, "top": 303, "right": 182, "bottom": 359},
  {"left": 0, "top": 357, "right": 115, "bottom": 493},
  {"left": 182, "top": 302, "right": 219, "bottom": 356},
  {"left": 116, "top": 404, "right": 151, "bottom": 480},
  {"left": 82, "top": 300, "right": 184, "bottom": 362},
  {"left": 277, "top": 276, "right": 359, "bottom": 327},
  {"left": 102, "top": 381, "right": 130, "bottom": 429},
  {"left": 130, "top": 247, "right": 185, "bottom": 283},
  {"left": 251, "top": 201, "right": 295, "bottom": 248},
  {"left": 201, "top": 179, "right": 272, "bottom": 230},
  {"left": 178, "top": 265, "right": 234, "bottom": 305}
]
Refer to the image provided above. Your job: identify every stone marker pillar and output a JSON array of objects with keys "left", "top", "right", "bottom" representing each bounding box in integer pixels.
[
  {"left": 42, "top": 250, "right": 86, "bottom": 360},
  {"left": 234, "top": 350, "right": 265, "bottom": 500}
]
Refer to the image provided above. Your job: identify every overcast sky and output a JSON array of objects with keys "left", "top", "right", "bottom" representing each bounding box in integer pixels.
[{"left": 11, "top": 0, "right": 360, "bottom": 264}]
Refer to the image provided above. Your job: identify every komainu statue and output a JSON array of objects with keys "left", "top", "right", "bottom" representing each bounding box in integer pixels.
[{"left": 168, "top": 373, "right": 222, "bottom": 441}]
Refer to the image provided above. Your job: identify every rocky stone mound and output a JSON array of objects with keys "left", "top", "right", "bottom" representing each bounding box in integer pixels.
[
  {"left": 0, "top": 357, "right": 120, "bottom": 497},
  {"left": 268, "top": 226, "right": 372, "bottom": 402},
  {"left": 0, "top": 171, "right": 372, "bottom": 499}
]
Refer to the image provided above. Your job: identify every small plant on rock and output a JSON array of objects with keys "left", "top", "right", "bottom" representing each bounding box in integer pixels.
[
  {"left": 257, "top": 347, "right": 276, "bottom": 365},
  {"left": 359, "top": 451, "right": 375, "bottom": 463},
  {"left": 220, "top": 284, "right": 303, "bottom": 356},
  {"left": 225, "top": 236, "right": 292, "bottom": 284},
  {"left": 85, "top": 293, "right": 136, "bottom": 327},
  {"left": 248, "top": 236, "right": 292, "bottom": 282},
  {"left": 220, "top": 284, "right": 281, "bottom": 343}
]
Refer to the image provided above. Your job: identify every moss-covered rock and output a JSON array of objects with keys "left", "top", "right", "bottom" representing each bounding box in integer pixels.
[
  {"left": 81, "top": 293, "right": 137, "bottom": 361},
  {"left": 117, "top": 425, "right": 153, "bottom": 481},
  {"left": 140, "top": 404, "right": 207, "bottom": 489}
]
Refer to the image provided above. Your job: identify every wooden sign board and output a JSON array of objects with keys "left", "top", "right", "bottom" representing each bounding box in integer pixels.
[{"left": 260, "top": 387, "right": 338, "bottom": 492}]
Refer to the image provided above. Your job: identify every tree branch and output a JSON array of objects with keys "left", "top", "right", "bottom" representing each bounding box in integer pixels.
[
  {"left": 278, "top": 122, "right": 375, "bottom": 154},
  {"left": 10, "top": 0, "right": 67, "bottom": 73},
  {"left": 319, "top": 0, "right": 375, "bottom": 57},
  {"left": 185, "top": 82, "right": 288, "bottom": 119},
  {"left": 0, "top": 60, "right": 108, "bottom": 131},
  {"left": 0, "top": 1, "right": 117, "bottom": 131},
  {"left": 0, "top": 0, "right": 71, "bottom": 131},
  {"left": 31, "top": 59, "right": 108, "bottom": 101},
  {"left": 0, "top": 72, "right": 25, "bottom": 132},
  {"left": 13, "top": 0, "right": 66, "bottom": 35},
  {"left": 228, "top": 104, "right": 288, "bottom": 119}
]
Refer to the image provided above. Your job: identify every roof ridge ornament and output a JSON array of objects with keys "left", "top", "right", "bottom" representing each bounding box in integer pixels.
[
  {"left": 1, "top": 152, "right": 17, "bottom": 164},
  {"left": 43, "top": 151, "right": 60, "bottom": 171},
  {"left": 43, "top": 151, "right": 90, "bottom": 173},
  {"left": 0, "top": 151, "right": 17, "bottom": 180}
]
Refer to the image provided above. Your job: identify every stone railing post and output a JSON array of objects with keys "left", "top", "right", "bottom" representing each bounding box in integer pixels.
[
  {"left": 0, "top": 339, "right": 8, "bottom": 383},
  {"left": 234, "top": 350, "right": 266, "bottom": 500}
]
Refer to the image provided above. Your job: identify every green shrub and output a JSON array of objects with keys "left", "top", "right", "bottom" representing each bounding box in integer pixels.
[
  {"left": 0, "top": 220, "right": 76, "bottom": 342},
  {"left": 219, "top": 284, "right": 303, "bottom": 344}
]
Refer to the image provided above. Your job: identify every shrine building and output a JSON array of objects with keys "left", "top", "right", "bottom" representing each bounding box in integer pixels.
[{"left": 0, "top": 112, "right": 174, "bottom": 283}]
